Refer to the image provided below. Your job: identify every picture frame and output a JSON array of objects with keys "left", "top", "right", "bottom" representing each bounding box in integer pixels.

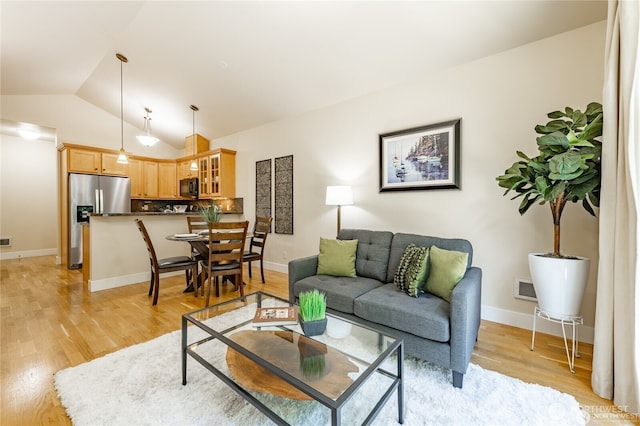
[{"left": 379, "top": 119, "right": 461, "bottom": 192}]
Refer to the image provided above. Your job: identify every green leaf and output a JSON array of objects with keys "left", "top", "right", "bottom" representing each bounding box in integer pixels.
[
  {"left": 571, "top": 110, "right": 587, "bottom": 128},
  {"left": 534, "top": 175, "right": 548, "bottom": 193},
  {"left": 580, "top": 113, "right": 603, "bottom": 140},
  {"left": 535, "top": 120, "right": 570, "bottom": 134},
  {"left": 585, "top": 102, "right": 603, "bottom": 117},
  {"left": 549, "top": 152, "right": 582, "bottom": 176},
  {"left": 537, "top": 131, "right": 570, "bottom": 150},
  {"left": 547, "top": 181, "right": 566, "bottom": 201}
]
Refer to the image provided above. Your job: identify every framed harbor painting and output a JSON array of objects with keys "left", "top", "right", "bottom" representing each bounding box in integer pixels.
[{"left": 379, "top": 119, "right": 461, "bottom": 192}]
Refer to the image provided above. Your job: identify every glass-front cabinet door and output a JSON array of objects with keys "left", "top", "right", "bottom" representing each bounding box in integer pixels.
[
  {"left": 210, "top": 153, "right": 220, "bottom": 196},
  {"left": 198, "top": 155, "right": 211, "bottom": 198}
]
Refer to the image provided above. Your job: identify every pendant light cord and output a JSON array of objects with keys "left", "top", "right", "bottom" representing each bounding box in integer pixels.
[{"left": 120, "top": 59, "right": 124, "bottom": 150}]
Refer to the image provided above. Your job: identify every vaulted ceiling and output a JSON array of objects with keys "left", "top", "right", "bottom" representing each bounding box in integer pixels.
[{"left": 1, "top": 1, "right": 607, "bottom": 148}]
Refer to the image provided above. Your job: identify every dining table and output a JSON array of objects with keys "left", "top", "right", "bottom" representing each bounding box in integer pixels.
[{"left": 166, "top": 231, "right": 250, "bottom": 293}]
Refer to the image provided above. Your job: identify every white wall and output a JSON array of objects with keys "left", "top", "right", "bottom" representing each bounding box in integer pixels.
[
  {"left": 0, "top": 21, "right": 606, "bottom": 337},
  {"left": 216, "top": 21, "right": 606, "bottom": 335},
  {"left": 0, "top": 133, "right": 58, "bottom": 259}
]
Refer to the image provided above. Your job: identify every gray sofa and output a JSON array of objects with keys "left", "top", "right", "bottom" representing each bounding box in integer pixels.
[{"left": 288, "top": 229, "right": 482, "bottom": 388}]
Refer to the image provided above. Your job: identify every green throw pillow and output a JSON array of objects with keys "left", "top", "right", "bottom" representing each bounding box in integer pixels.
[
  {"left": 425, "top": 245, "right": 468, "bottom": 302},
  {"left": 393, "top": 244, "right": 429, "bottom": 297},
  {"left": 316, "top": 238, "right": 358, "bottom": 277}
]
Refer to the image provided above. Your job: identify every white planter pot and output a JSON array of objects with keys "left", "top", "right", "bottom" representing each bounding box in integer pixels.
[{"left": 528, "top": 253, "right": 590, "bottom": 319}]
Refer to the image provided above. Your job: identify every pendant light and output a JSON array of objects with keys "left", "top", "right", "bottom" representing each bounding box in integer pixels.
[
  {"left": 189, "top": 105, "right": 199, "bottom": 172},
  {"left": 116, "top": 53, "right": 128, "bottom": 164},
  {"left": 136, "top": 107, "right": 159, "bottom": 146}
]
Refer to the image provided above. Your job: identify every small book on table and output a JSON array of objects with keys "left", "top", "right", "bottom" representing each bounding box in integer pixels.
[{"left": 252, "top": 306, "right": 298, "bottom": 327}]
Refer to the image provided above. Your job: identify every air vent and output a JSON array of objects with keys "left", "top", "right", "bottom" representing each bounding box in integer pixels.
[
  {"left": 514, "top": 278, "right": 537, "bottom": 302},
  {"left": 0, "top": 237, "right": 11, "bottom": 247}
]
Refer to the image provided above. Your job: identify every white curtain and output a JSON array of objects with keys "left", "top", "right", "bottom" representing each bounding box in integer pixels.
[{"left": 592, "top": 0, "right": 640, "bottom": 415}]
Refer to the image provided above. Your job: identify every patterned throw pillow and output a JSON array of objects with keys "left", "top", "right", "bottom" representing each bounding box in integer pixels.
[
  {"left": 394, "top": 244, "right": 418, "bottom": 292},
  {"left": 394, "top": 244, "right": 429, "bottom": 297},
  {"left": 405, "top": 247, "right": 429, "bottom": 297}
]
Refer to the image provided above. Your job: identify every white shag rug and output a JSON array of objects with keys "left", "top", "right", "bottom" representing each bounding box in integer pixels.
[{"left": 54, "top": 303, "right": 585, "bottom": 426}]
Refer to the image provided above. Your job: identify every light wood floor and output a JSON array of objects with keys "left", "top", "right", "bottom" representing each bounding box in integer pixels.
[{"left": 1, "top": 256, "right": 637, "bottom": 425}]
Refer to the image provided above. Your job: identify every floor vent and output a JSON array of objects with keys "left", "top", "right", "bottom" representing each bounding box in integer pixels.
[
  {"left": 514, "top": 279, "right": 537, "bottom": 302},
  {"left": 0, "top": 237, "right": 11, "bottom": 247}
]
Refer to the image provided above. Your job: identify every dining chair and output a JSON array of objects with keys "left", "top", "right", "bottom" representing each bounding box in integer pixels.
[
  {"left": 243, "top": 216, "right": 272, "bottom": 283},
  {"left": 135, "top": 219, "right": 198, "bottom": 306},
  {"left": 202, "top": 220, "right": 249, "bottom": 306}
]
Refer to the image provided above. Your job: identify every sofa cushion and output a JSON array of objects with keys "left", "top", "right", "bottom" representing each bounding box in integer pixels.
[
  {"left": 292, "top": 274, "right": 384, "bottom": 314},
  {"left": 425, "top": 246, "right": 468, "bottom": 302},
  {"left": 386, "top": 233, "right": 473, "bottom": 283},
  {"left": 354, "top": 284, "right": 451, "bottom": 342},
  {"left": 316, "top": 238, "right": 358, "bottom": 277},
  {"left": 339, "top": 229, "right": 393, "bottom": 282}
]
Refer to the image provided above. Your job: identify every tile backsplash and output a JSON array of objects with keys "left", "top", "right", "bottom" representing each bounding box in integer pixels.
[{"left": 131, "top": 198, "right": 243, "bottom": 214}]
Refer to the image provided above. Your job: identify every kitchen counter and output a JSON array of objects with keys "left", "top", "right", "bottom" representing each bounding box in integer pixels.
[
  {"left": 83, "top": 211, "right": 245, "bottom": 293},
  {"left": 83, "top": 214, "right": 193, "bottom": 292},
  {"left": 90, "top": 212, "right": 195, "bottom": 217}
]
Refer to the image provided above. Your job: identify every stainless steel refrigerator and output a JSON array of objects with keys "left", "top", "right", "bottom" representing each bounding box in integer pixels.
[{"left": 68, "top": 173, "right": 131, "bottom": 269}]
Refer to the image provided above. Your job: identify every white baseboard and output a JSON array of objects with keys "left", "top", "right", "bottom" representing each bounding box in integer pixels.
[
  {"left": 89, "top": 271, "right": 184, "bottom": 292},
  {"left": 264, "top": 260, "right": 288, "bottom": 274},
  {"left": 482, "top": 304, "right": 594, "bottom": 344},
  {"left": 85, "top": 259, "right": 594, "bottom": 344},
  {"left": 0, "top": 248, "right": 57, "bottom": 261}
]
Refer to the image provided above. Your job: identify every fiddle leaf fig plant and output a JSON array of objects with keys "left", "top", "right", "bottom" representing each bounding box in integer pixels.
[{"left": 496, "top": 102, "right": 603, "bottom": 258}]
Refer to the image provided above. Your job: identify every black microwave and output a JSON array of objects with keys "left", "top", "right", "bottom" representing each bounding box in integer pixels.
[{"left": 179, "top": 178, "right": 199, "bottom": 199}]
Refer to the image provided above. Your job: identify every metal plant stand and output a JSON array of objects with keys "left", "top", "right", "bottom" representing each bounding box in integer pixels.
[{"left": 531, "top": 306, "right": 583, "bottom": 373}]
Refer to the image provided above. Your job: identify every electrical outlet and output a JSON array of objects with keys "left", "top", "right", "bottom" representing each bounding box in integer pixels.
[{"left": 282, "top": 251, "right": 287, "bottom": 260}]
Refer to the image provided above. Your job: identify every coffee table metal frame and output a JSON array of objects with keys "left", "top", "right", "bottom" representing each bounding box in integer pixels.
[{"left": 182, "top": 292, "right": 404, "bottom": 425}]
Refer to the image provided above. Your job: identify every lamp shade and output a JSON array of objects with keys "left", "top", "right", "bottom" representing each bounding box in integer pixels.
[{"left": 325, "top": 186, "right": 353, "bottom": 206}]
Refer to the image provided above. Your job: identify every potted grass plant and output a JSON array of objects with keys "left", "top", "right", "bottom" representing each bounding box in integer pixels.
[
  {"left": 496, "top": 102, "right": 603, "bottom": 318},
  {"left": 298, "top": 289, "right": 327, "bottom": 336},
  {"left": 199, "top": 201, "right": 222, "bottom": 223}
]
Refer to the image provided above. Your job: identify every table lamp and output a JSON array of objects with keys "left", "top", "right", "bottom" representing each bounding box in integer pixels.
[{"left": 326, "top": 186, "right": 353, "bottom": 237}]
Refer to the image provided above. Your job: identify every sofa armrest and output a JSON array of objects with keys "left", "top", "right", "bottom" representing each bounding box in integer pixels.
[
  {"left": 288, "top": 255, "right": 319, "bottom": 303},
  {"left": 449, "top": 266, "right": 482, "bottom": 374}
]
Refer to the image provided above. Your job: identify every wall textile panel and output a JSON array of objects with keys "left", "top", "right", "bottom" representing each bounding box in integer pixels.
[
  {"left": 255, "top": 159, "right": 272, "bottom": 222},
  {"left": 274, "top": 155, "right": 293, "bottom": 234}
]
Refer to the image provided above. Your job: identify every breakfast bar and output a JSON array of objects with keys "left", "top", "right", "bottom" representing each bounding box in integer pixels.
[{"left": 84, "top": 213, "right": 193, "bottom": 292}]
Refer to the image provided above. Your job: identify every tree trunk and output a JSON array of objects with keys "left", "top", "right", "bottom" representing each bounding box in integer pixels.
[{"left": 550, "top": 194, "right": 566, "bottom": 257}]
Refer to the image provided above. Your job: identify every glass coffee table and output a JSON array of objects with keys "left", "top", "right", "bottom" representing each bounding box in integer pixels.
[{"left": 182, "top": 292, "right": 404, "bottom": 425}]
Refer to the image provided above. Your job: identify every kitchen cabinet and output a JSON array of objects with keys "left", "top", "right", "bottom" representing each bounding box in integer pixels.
[
  {"left": 142, "top": 161, "right": 159, "bottom": 198},
  {"left": 129, "top": 159, "right": 174, "bottom": 199},
  {"left": 127, "top": 159, "right": 143, "bottom": 198},
  {"left": 197, "top": 156, "right": 211, "bottom": 198},
  {"left": 177, "top": 160, "right": 197, "bottom": 180},
  {"left": 100, "top": 153, "right": 128, "bottom": 176},
  {"left": 210, "top": 149, "right": 236, "bottom": 198},
  {"left": 67, "top": 148, "right": 101, "bottom": 173},
  {"left": 196, "top": 148, "right": 236, "bottom": 199},
  {"left": 158, "top": 162, "right": 176, "bottom": 198},
  {"left": 66, "top": 148, "right": 127, "bottom": 176}
]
